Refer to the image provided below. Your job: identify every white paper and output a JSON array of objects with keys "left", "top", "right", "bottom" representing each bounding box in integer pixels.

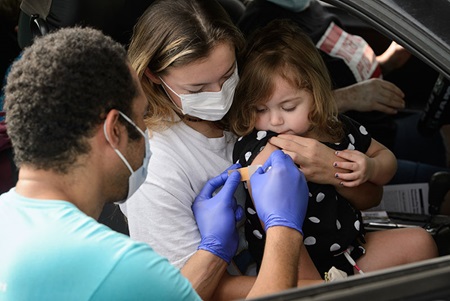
[{"left": 367, "top": 183, "right": 429, "bottom": 214}]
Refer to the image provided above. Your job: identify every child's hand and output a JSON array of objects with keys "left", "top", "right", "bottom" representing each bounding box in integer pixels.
[{"left": 332, "top": 150, "right": 375, "bottom": 187}]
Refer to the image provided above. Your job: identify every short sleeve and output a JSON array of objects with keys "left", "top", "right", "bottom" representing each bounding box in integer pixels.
[
  {"left": 327, "top": 115, "right": 372, "bottom": 153},
  {"left": 90, "top": 243, "right": 201, "bottom": 301},
  {"left": 233, "top": 130, "right": 278, "bottom": 167}
]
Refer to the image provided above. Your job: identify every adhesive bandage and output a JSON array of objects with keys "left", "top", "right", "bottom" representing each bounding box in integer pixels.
[{"left": 228, "top": 165, "right": 262, "bottom": 181}]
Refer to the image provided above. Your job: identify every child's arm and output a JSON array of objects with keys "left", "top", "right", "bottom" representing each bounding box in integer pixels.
[
  {"left": 333, "top": 138, "right": 397, "bottom": 187},
  {"left": 246, "top": 143, "right": 324, "bottom": 283},
  {"left": 246, "top": 142, "right": 280, "bottom": 210}
]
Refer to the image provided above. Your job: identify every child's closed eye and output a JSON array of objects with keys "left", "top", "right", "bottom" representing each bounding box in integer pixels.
[
  {"left": 282, "top": 106, "right": 296, "bottom": 112},
  {"left": 255, "top": 107, "right": 268, "bottom": 113}
]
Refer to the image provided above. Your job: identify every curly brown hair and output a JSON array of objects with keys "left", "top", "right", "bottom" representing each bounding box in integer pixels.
[
  {"left": 5, "top": 27, "right": 139, "bottom": 173},
  {"left": 228, "top": 19, "right": 343, "bottom": 139}
]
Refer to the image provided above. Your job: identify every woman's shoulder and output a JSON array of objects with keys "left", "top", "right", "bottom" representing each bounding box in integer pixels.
[{"left": 149, "top": 123, "right": 196, "bottom": 151}]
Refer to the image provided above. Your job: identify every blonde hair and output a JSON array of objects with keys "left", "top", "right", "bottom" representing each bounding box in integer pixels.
[
  {"left": 229, "top": 19, "right": 343, "bottom": 139},
  {"left": 128, "top": 0, "right": 244, "bottom": 131}
]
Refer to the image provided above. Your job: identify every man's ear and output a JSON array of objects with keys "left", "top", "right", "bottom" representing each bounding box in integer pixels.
[
  {"left": 144, "top": 67, "right": 161, "bottom": 84},
  {"left": 103, "top": 109, "right": 124, "bottom": 148}
]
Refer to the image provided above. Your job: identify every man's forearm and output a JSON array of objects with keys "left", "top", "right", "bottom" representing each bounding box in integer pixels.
[
  {"left": 181, "top": 250, "right": 228, "bottom": 300},
  {"left": 333, "top": 87, "right": 355, "bottom": 113},
  {"left": 182, "top": 250, "right": 255, "bottom": 300},
  {"left": 213, "top": 273, "right": 255, "bottom": 301},
  {"left": 247, "top": 226, "right": 303, "bottom": 299}
]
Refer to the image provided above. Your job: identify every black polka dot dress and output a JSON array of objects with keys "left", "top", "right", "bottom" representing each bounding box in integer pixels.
[{"left": 233, "top": 115, "right": 371, "bottom": 277}]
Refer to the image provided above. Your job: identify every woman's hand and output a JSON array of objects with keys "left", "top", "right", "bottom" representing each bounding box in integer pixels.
[{"left": 268, "top": 134, "right": 344, "bottom": 186}]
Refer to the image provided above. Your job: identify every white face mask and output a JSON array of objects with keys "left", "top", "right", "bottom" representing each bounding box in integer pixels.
[
  {"left": 267, "top": 0, "right": 311, "bottom": 12},
  {"left": 159, "top": 66, "right": 239, "bottom": 121},
  {"left": 103, "top": 111, "right": 151, "bottom": 204}
]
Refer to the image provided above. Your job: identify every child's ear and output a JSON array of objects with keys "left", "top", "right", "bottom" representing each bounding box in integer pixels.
[{"left": 144, "top": 67, "right": 161, "bottom": 84}]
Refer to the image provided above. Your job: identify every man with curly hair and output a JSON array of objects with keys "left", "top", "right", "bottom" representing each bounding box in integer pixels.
[
  {"left": 0, "top": 26, "right": 310, "bottom": 300},
  {"left": 0, "top": 26, "right": 203, "bottom": 300}
]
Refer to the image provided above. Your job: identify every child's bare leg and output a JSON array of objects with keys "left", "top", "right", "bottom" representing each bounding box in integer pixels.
[
  {"left": 297, "top": 244, "right": 324, "bottom": 287},
  {"left": 355, "top": 227, "right": 438, "bottom": 273}
]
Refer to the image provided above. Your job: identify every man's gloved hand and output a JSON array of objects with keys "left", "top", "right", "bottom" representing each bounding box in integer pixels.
[
  {"left": 250, "top": 150, "right": 309, "bottom": 234},
  {"left": 192, "top": 164, "right": 244, "bottom": 263}
]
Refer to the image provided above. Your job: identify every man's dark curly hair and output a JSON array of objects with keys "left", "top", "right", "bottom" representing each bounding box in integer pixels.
[{"left": 5, "top": 27, "right": 139, "bottom": 173}]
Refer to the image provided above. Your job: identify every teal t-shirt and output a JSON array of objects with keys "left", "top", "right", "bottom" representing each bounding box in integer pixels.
[{"left": 0, "top": 189, "right": 201, "bottom": 301}]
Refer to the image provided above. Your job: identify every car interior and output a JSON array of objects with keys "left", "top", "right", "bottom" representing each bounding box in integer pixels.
[{"left": 1, "top": 0, "right": 450, "bottom": 299}]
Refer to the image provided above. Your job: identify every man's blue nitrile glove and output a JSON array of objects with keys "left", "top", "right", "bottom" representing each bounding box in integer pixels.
[
  {"left": 192, "top": 164, "right": 244, "bottom": 263},
  {"left": 250, "top": 150, "right": 308, "bottom": 234}
]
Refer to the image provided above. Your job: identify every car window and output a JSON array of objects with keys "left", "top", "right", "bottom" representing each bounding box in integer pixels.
[{"left": 383, "top": 0, "right": 450, "bottom": 45}]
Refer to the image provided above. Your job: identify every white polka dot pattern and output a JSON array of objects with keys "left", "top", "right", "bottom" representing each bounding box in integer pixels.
[
  {"left": 235, "top": 116, "right": 370, "bottom": 271},
  {"left": 354, "top": 220, "right": 360, "bottom": 231},
  {"left": 304, "top": 236, "right": 316, "bottom": 245},
  {"left": 245, "top": 151, "right": 252, "bottom": 162},
  {"left": 348, "top": 134, "right": 355, "bottom": 144},
  {"left": 253, "top": 230, "right": 263, "bottom": 239},
  {"left": 330, "top": 243, "right": 341, "bottom": 252},
  {"left": 256, "top": 131, "right": 267, "bottom": 140},
  {"left": 247, "top": 207, "right": 256, "bottom": 215},
  {"left": 316, "top": 192, "right": 325, "bottom": 202},
  {"left": 309, "top": 217, "right": 320, "bottom": 223},
  {"left": 359, "top": 125, "right": 368, "bottom": 135}
]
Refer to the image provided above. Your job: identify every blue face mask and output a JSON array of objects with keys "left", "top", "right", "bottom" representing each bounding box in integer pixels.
[
  {"left": 267, "top": 0, "right": 311, "bottom": 12},
  {"left": 104, "top": 111, "right": 151, "bottom": 204}
]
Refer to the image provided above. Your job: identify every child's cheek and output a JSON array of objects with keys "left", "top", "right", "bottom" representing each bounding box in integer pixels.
[{"left": 254, "top": 117, "right": 267, "bottom": 131}]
